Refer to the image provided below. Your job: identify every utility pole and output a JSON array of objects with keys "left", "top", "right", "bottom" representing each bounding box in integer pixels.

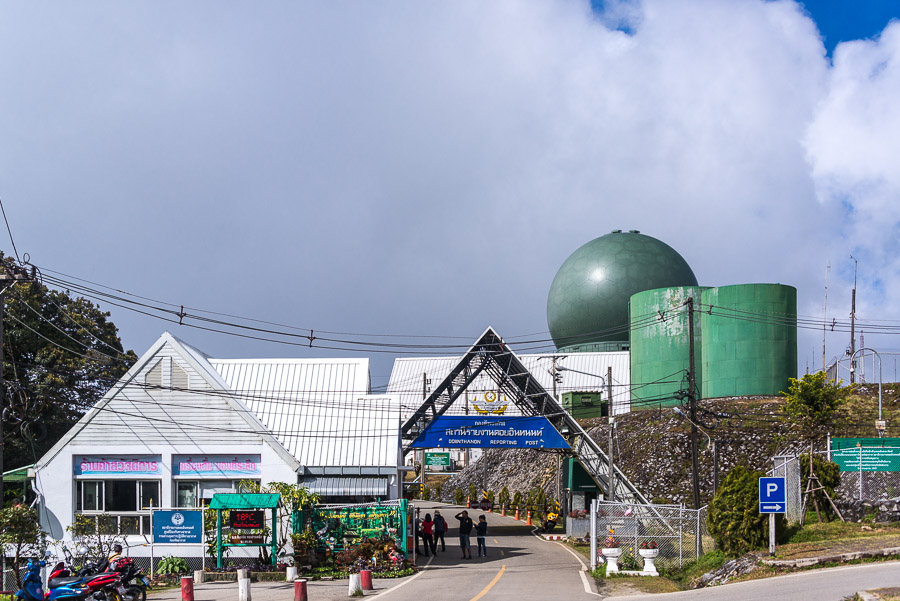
[
  {"left": 850, "top": 256, "right": 857, "bottom": 383},
  {"left": 607, "top": 366, "right": 614, "bottom": 502},
  {"left": 1, "top": 264, "right": 35, "bottom": 507},
  {"left": 421, "top": 373, "right": 427, "bottom": 492},
  {"left": 823, "top": 262, "right": 829, "bottom": 372},
  {"left": 686, "top": 297, "right": 701, "bottom": 510}
]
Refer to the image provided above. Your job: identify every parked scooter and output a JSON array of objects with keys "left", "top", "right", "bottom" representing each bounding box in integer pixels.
[
  {"left": 15, "top": 553, "right": 91, "bottom": 601},
  {"left": 110, "top": 557, "right": 151, "bottom": 601},
  {"left": 50, "top": 548, "right": 126, "bottom": 601}
]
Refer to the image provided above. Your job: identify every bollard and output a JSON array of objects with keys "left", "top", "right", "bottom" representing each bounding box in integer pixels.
[
  {"left": 180, "top": 576, "right": 194, "bottom": 601},
  {"left": 514, "top": 508, "right": 520, "bottom": 520},
  {"left": 237, "top": 568, "right": 250, "bottom": 581},
  {"left": 286, "top": 566, "right": 298, "bottom": 582},
  {"left": 193, "top": 570, "right": 205, "bottom": 585},
  {"left": 526, "top": 510, "right": 532, "bottom": 526},
  {"left": 238, "top": 575, "right": 252, "bottom": 601},
  {"left": 293, "top": 579, "right": 308, "bottom": 601},
  {"left": 360, "top": 569, "right": 373, "bottom": 590},
  {"left": 348, "top": 573, "right": 363, "bottom": 596}
]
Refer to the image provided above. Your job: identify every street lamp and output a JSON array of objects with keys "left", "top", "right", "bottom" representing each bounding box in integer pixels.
[{"left": 849, "top": 347, "right": 884, "bottom": 437}]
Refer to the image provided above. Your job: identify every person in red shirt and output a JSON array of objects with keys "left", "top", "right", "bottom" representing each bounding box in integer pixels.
[{"left": 421, "top": 513, "right": 436, "bottom": 556}]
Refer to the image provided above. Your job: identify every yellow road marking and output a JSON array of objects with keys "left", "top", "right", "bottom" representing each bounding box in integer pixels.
[
  {"left": 493, "top": 538, "right": 499, "bottom": 544},
  {"left": 500, "top": 550, "right": 505, "bottom": 557},
  {"left": 469, "top": 565, "right": 506, "bottom": 601}
]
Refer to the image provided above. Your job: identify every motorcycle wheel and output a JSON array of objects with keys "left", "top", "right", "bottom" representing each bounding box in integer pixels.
[
  {"left": 124, "top": 586, "right": 146, "bottom": 601},
  {"left": 105, "top": 590, "right": 123, "bottom": 601}
]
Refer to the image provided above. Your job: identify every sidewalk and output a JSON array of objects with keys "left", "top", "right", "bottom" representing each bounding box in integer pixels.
[{"left": 148, "top": 576, "right": 412, "bottom": 601}]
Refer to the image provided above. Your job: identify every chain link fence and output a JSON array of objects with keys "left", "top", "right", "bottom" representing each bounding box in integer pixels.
[
  {"left": 769, "top": 455, "right": 803, "bottom": 524},
  {"left": 589, "top": 500, "right": 712, "bottom": 570}
]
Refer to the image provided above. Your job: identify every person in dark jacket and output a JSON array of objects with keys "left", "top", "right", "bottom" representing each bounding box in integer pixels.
[
  {"left": 433, "top": 510, "right": 448, "bottom": 552},
  {"left": 475, "top": 515, "right": 488, "bottom": 557},
  {"left": 454, "top": 510, "right": 474, "bottom": 559}
]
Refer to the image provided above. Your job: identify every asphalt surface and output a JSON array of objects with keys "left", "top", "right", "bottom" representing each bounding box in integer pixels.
[{"left": 605, "top": 560, "right": 900, "bottom": 601}]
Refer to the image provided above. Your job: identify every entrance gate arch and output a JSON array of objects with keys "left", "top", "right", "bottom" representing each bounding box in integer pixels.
[{"left": 400, "top": 327, "right": 649, "bottom": 505}]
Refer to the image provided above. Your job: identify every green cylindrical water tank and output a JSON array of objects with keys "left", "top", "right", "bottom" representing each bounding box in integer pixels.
[
  {"left": 629, "top": 286, "right": 708, "bottom": 408},
  {"left": 700, "top": 284, "right": 797, "bottom": 398}
]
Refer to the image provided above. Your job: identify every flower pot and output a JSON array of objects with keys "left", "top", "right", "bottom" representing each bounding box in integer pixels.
[
  {"left": 600, "top": 548, "right": 622, "bottom": 575},
  {"left": 638, "top": 548, "right": 659, "bottom": 574}
]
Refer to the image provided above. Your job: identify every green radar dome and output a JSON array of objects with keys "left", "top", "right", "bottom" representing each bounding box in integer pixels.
[{"left": 547, "top": 230, "right": 698, "bottom": 352}]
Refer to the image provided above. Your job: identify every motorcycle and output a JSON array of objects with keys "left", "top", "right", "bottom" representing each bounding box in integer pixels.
[
  {"left": 15, "top": 553, "right": 91, "bottom": 601},
  {"left": 50, "top": 549, "right": 126, "bottom": 601},
  {"left": 111, "top": 557, "right": 151, "bottom": 601}
]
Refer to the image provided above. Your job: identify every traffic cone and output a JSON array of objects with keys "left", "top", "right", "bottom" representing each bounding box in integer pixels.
[
  {"left": 501, "top": 504, "right": 506, "bottom": 517},
  {"left": 526, "top": 510, "right": 532, "bottom": 526},
  {"left": 514, "top": 507, "right": 520, "bottom": 521},
  {"left": 466, "top": 495, "right": 470, "bottom": 508}
]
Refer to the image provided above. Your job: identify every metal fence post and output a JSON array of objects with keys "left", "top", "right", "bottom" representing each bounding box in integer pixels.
[
  {"left": 678, "top": 506, "right": 683, "bottom": 567},
  {"left": 589, "top": 499, "right": 597, "bottom": 571},
  {"left": 860, "top": 445, "right": 864, "bottom": 501}
]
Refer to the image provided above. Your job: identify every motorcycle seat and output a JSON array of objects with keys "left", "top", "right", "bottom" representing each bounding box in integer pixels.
[{"left": 49, "top": 576, "right": 84, "bottom": 588}]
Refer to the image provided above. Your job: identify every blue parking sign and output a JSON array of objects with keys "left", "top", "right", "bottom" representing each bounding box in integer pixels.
[{"left": 759, "top": 477, "right": 786, "bottom": 514}]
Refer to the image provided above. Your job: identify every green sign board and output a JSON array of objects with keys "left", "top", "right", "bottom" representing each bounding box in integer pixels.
[
  {"left": 424, "top": 452, "right": 450, "bottom": 467},
  {"left": 831, "top": 438, "right": 900, "bottom": 472}
]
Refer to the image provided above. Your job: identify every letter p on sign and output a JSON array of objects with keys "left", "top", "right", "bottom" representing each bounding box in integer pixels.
[{"left": 767, "top": 483, "right": 778, "bottom": 495}]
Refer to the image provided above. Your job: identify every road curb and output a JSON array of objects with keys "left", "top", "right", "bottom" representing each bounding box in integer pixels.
[
  {"left": 858, "top": 592, "right": 879, "bottom": 601},
  {"left": 761, "top": 545, "right": 900, "bottom": 567}
]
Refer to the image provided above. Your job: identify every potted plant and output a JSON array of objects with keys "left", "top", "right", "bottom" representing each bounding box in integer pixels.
[
  {"left": 638, "top": 540, "right": 659, "bottom": 574},
  {"left": 600, "top": 530, "right": 622, "bottom": 575}
]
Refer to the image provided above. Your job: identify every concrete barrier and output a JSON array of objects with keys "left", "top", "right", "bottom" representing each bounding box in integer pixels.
[
  {"left": 348, "top": 573, "right": 363, "bottom": 596},
  {"left": 193, "top": 570, "right": 205, "bottom": 585},
  {"left": 360, "top": 569, "right": 373, "bottom": 590},
  {"left": 293, "top": 579, "right": 308, "bottom": 601},
  {"left": 180, "top": 576, "right": 194, "bottom": 601}
]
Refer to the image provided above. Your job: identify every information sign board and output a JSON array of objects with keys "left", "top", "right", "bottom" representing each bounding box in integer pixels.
[
  {"left": 424, "top": 452, "right": 450, "bottom": 467},
  {"left": 758, "top": 477, "right": 786, "bottom": 514},
  {"left": 230, "top": 510, "right": 265, "bottom": 529},
  {"left": 410, "top": 416, "right": 570, "bottom": 449},
  {"left": 152, "top": 510, "right": 203, "bottom": 544},
  {"left": 832, "top": 446, "right": 900, "bottom": 472}
]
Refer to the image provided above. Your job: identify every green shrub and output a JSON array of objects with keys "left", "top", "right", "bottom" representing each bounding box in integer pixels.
[
  {"left": 454, "top": 488, "right": 465, "bottom": 505},
  {"left": 799, "top": 453, "right": 841, "bottom": 520},
  {"left": 156, "top": 555, "right": 190, "bottom": 575},
  {"left": 707, "top": 466, "right": 784, "bottom": 556},
  {"left": 512, "top": 491, "right": 523, "bottom": 510},
  {"left": 498, "top": 486, "right": 510, "bottom": 508},
  {"left": 468, "top": 484, "right": 477, "bottom": 502}
]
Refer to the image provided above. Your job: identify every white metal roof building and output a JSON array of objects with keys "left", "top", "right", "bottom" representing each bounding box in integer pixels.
[{"left": 33, "top": 332, "right": 401, "bottom": 550}]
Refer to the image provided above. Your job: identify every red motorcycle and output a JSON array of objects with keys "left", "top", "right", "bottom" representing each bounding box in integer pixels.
[{"left": 49, "top": 554, "right": 126, "bottom": 601}]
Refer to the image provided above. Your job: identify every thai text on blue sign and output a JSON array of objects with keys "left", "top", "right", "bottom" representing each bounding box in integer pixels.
[
  {"left": 172, "top": 454, "right": 261, "bottom": 478},
  {"left": 410, "top": 416, "right": 570, "bottom": 449},
  {"left": 74, "top": 456, "right": 162, "bottom": 476},
  {"left": 153, "top": 510, "right": 203, "bottom": 544}
]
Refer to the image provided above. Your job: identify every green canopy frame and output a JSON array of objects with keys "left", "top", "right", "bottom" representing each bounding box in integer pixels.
[{"left": 209, "top": 493, "right": 281, "bottom": 568}]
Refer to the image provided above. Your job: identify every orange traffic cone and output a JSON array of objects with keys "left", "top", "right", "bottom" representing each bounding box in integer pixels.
[
  {"left": 466, "top": 495, "right": 470, "bottom": 508},
  {"left": 526, "top": 510, "right": 532, "bottom": 526},
  {"left": 514, "top": 507, "right": 520, "bottom": 520},
  {"left": 501, "top": 504, "right": 506, "bottom": 517}
]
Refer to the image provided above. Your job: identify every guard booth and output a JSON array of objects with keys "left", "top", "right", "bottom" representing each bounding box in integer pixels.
[{"left": 209, "top": 493, "right": 281, "bottom": 568}]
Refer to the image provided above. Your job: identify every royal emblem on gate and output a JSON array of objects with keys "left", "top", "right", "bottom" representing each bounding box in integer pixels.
[{"left": 472, "top": 390, "right": 508, "bottom": 415}]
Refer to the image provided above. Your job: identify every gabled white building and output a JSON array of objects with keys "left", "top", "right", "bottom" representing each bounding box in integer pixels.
[{"left": 34, "top": 332, "right": 401, "bottom": 551}]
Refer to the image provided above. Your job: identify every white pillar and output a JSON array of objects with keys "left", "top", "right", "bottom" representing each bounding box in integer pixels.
[
  {"left": 238, "top": 576, "right": 251, "bottom": 601},
  {"left": 348, "top": 573, "right": 363, "bottom": 596},
  {"left": 286, "top": 566, "right": 298, "bottom": 581}
]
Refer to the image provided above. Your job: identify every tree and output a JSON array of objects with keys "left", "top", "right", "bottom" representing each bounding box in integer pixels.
[
  {"left": 66, "top": 513, "right": 125, "bottom": 562},
  {"left": 707, "top": 466, "right": 783, "bottom": 556},
  {"left": 782, "top": 372, "right": 851, "bottom": 523},
  {"left": 782, "top": 372, "right": 850, "bottom": 443},
  {"left": 0, "top": 505, "right": 45, "bottom": 588},
  {"left": 512, "top": 491, "right": 523, "bottom": 511},
  {"left": 799, "top": 454, "right": 841, "bottom": 521},
  {"left": 1, "top": 255, "right": 136, "bottom": 482},
  {"left": 498, "top": 486, "right": 510, "bottom": 509}
]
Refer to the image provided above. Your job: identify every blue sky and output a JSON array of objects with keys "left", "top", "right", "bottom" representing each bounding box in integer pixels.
[{"left": 2, "top": 1, "right": 900, "bottom": 381}]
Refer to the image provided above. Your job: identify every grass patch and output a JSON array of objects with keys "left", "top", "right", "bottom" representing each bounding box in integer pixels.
[
  {"left": 605, "top": 575, "right": 682, "bottom": 594},
  {"left": 870, "top": 587, "right": 900, "bottom": 601},
  {"left": 785, "top": 518, "right": 900, "bottom": 545},
  {"left": 658, "top": 550, "right": 726, "bottom": 588}
]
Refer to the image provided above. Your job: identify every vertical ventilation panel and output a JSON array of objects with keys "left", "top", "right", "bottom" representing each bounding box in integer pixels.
[
  {"left": 145, "top": 360, "right": 163, "bottom": 387},
  {"left": 172, "top": 362, "right": 189, "bottom": 390}
]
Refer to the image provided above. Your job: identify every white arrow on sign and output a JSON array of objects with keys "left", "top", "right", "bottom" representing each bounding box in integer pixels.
[{"left": 761, "top": 504, "right": 783, "bottom": 511}]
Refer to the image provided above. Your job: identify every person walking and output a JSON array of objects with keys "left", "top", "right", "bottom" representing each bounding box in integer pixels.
[
  {"left": 454, "top": 510, "right": 474, "bottom": 559},
  {"left": 475, "top": 515, "right": 488, "bottom": 557},
  {"left": 433, "top": 510, "right": 447, "bottom": 552},
  {"left": 422, "top": 513, "right": 436, "bottom": 556}
]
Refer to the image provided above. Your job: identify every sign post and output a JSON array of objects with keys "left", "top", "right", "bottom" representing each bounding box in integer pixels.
[{"left": 759, "top": 477, "right": 786, "bottom": 557}]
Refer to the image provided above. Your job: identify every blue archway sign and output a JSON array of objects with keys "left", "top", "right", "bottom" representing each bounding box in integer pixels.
[{"left": 410, "top": 415, "right": 570, "bottom": 449}]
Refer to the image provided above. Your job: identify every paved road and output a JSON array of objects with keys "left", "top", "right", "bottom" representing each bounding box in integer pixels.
[
  {"left": 606, "top": 560, "right": 900, "bottom": 601},
  {"left": 392, "top": 502, "right": 597, "bottom": 601}
]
